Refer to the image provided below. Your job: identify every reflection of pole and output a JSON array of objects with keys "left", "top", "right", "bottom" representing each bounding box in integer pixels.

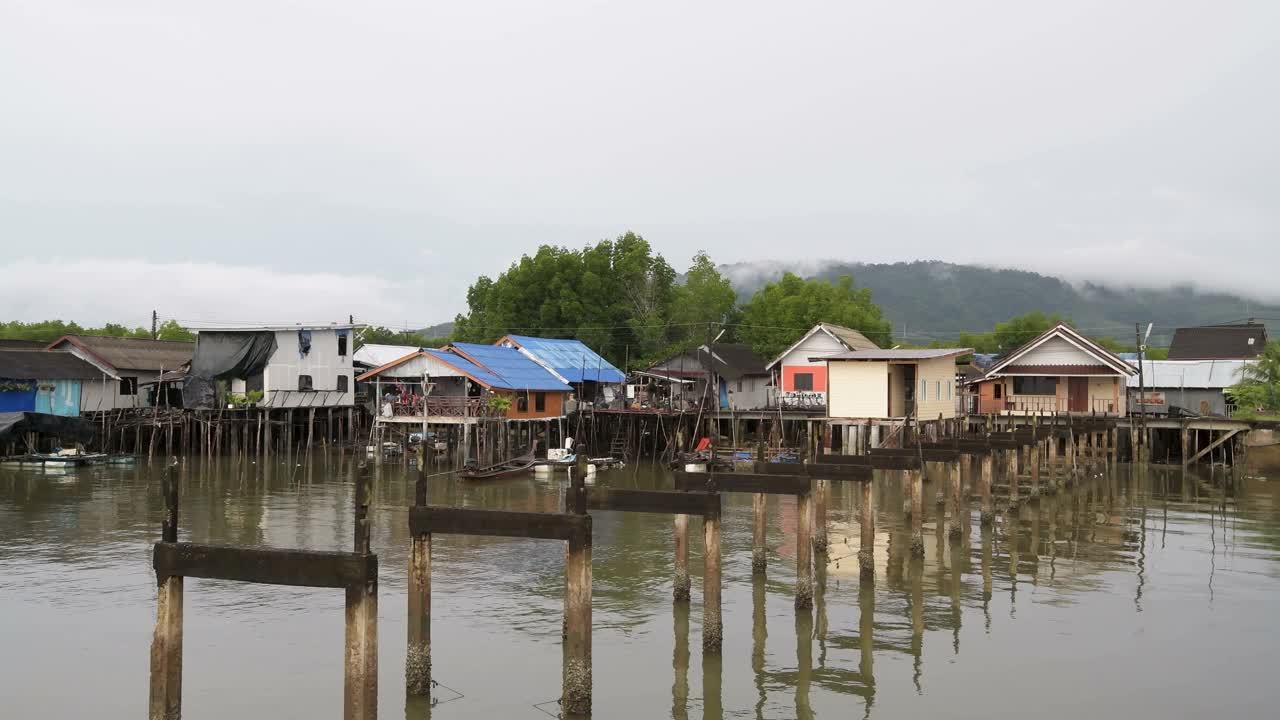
[
  {"left": 672, "top": 602, "right": 689, "bottom": 720},
  {"left": 751, "top": 575, "right": 767, "bottom": 720},
  {"left": 858, "top": 574, "right": 876, "bottom": 711}
]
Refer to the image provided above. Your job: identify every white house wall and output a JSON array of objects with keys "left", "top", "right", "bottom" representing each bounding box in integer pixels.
[
  {"left": 726, "top": 375, "right": 770, "bottom": 410},
  {"left": 828, "top": 362, "right": 888, "bottom": 418},
  {"left": 262, "top": 329, "right": 355, "bottom": 407},
  {"left": 1014, "top": 336, "right": 1095, "bottom": 366},
  {"left": 777, "top": 331, "right": 847, "bottom": 368},
  {"left": 79, "top": 369, "right": 161, "bottom": 411}
]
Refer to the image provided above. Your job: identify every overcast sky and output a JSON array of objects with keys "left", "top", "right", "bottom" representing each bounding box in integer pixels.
[{"left": 2, "top": 0, "right": 1276, "bottom": 330}]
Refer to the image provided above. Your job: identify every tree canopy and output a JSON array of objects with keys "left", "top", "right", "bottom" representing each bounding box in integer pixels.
[
  {"left": 737, "top": 273, "right": 892, "bottom": 361},
  {"left": 453, "top": 233, "right": 706, "bottom": 368},
  {"left": 1227, "top": 341, "right": 1280, "bottom": 418},
  {"left": 356, "top": 326, "right": 451, "bottom": 349},
  {"left": 0, "top": 319, "right": 194, "bottom": 343}
]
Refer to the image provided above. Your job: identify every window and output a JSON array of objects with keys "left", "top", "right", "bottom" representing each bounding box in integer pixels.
[
  {"left": 1013, "top": 376, "right": 1058, "bottom": 395},
  {"left": 119, "top": 377, "right": 138, "bottom": 396},
  {"left": 935, "top": 381, "right": 941, "bottom": 401},
  {"left": 338, "top": 334, "right": 348, "bottom": 357},
  {"left": 298, "top": 374, "right": 313, "bottom": 391},
  {"left": 946, "top": 382, "right": 952, "bottom": 400},
  {"left": 736, "top": 379, "right": 743, "bottom": 392},
  {"left": 517, "top": 394, "right": 529, "bottom": 412},
  {"left": 535, "top": 392, "right": 546, "bottom": 412},
  {"left": 336, "top": 375, "right": 349, "bottom": 393},
  {"left": 793, "top": 373, "right": 814, "bottom": 391},
  {"left": 920, "top": 379, "right": 928, "bottom": 401},
  {"left": 993, "top": 383, "right": 1002, "bottom": 399}
]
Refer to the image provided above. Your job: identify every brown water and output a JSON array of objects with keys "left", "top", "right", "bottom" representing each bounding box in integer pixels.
[{"left": 1, "top": 457, "right": 1277, "bottom": 719}]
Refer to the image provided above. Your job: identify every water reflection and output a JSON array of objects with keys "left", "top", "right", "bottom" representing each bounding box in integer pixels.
[{"left": 1, "top": 458, "right": 1278, "bottom": 720}]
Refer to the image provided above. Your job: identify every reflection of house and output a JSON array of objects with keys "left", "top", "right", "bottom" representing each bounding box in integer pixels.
[
  {"left": 974, "top": 324, "right": 1134, "bottom": 415},
  {"left": 1168, "top": 322, "right": 1267, "bottom": 360},
  {"left": 0, "top": 349, "right": 102, "bottom": 416},
  {"left": 766, "top": 323, "right": 880, "bottom": 411},
  {"left": 646, "top": 343, "right": 770, "bottom": 410},
  {"left": 46, "top": 335, "right": 193, "bottom": 411},
  {"left": 822, "top": 348, "right": 970, "bottom": 420},
  {"left": 356, "top": 344, "right": 570, "bottom": 423},
  {"left": 495, "top": 335, "right": 625, "bottom": 405},
  {"left": 1127, "top": 359, "right": 1246, "bottom": 417},
  {"left": 184, "top": 325, "right": 358, "bottom": 409}
]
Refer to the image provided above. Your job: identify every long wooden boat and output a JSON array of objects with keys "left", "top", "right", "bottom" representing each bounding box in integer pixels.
[{"left": 457, "top": 449, "right": 538, "bottom": 480}]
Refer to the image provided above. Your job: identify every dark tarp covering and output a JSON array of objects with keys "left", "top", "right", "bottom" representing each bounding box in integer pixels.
[
  {"left": 182, "top": 332, "right": 278, "bottom": 409},
  {"left": 0, "top": 411, "right": 95, "bottom": 444}
]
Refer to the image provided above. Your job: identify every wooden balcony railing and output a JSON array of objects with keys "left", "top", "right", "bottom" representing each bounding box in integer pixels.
[{"left": 386, "top": 396, "right": 503, "bottom": 418}]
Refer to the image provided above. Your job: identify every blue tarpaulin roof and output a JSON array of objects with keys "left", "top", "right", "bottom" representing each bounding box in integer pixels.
[
  {"left": 502, "top": 335, "right": 625, "bottom": 384},
  {"left": 449, "top": 343, "right": 571, "bottom": 392},
  {"left": 422, "top": 349, "right": 513, "bottom": 390}
]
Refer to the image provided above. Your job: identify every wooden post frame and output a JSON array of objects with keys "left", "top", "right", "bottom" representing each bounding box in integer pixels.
[
  {"left": 674, "top": 470, "right": 818, "bottom": 610},
  {"left": 586, "top": 489, "right": 722, "bottom": 652},
  {"left": 149, "top": 465, "right": 378, "bottom": 720},
  {"left": 406, "top": 505, "right": 593, "bottom": 714}
]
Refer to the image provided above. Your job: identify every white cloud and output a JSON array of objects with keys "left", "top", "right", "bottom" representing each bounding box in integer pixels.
[{"left": 0, "top": 258, "right": 409, "bottom": 328}]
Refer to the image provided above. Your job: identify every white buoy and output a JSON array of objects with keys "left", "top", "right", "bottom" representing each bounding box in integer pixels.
[{"left": 684, "top": 463, "right": 707, "bottom": 473}]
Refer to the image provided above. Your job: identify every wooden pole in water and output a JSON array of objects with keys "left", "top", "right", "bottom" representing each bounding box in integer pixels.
[
  {"left": 980, "top": 453, "right": 994, "bottom": 526},
  {"left": 149, "top": 464, "right": 183, "bottom": 720},
  {"left": 702, "top": 501, "right": 722, "bottom": 653},
  {"left": 344, "top": 467, "right": 377, "bottom": 720},
  {"left": 406, "top": 468, "right": 431, "bottom": 697},
  {"left": 563, "top": 452, "right": 593, "bottom": 716},
  {"left": 752, "top": 442, "right": 767, "bottom": 575},
  {"left": 812, "top": 477, "right": 829, "bottom": 554},
  {"left": 859, "top": 478, "right": 874, "bottom": 577},
  {"left": 908, "top": 469, "right": 924, "bottom": 557},
  {"left": 795, "top": 488, "right": 814, "bottom": 609},
  {"left": 949, "top": 459, "right": 964, "bottom": 539},
  {"left": 1031, "top": 440, "right": 1042, "bottom": 497},
  {"left": 1008, "top": 447, "right": 1020, "bottom": 508}
]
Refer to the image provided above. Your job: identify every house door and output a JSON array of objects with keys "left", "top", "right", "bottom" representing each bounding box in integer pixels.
[{"left": 1068, "top": 377, "right": 1089, "bottom": 412}]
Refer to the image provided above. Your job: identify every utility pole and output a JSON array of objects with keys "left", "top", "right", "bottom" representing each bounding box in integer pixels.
[
  {"left": 151, "top": 310, "right": 158, "bottom": 340},
  {"left": 1135, "top": 323, "right": 1146, "bottom": 461}
]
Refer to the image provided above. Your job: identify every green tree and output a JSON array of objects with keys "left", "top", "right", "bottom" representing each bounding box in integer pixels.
[
  {"left": 357, "top": 325, "right": 450, "bottom": 349},
  {"left": 1227, "top": 341, "right": 1280, "bottom": 417},
  {"left": 738, "top": 273, "right": 892, "bottom": 360},
  {"left": 452, "top": 232, "right": 677, "bottom": 367},
  {"left": 957, "top": 311, "right": 1064, "bottom": 353},
  {"left": 155, "top": 320, "right": 196, "bottom": 342},
  {"left": 669, "top": 251, "right": 739, "bottom": 348}
]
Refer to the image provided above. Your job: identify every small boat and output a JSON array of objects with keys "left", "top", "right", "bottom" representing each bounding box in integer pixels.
[
  {"left": 105, "top": 454, "right": 138, "bottom": 465},
  {"left": 458, "top": 446, "right": 538, "bottom": 480}
]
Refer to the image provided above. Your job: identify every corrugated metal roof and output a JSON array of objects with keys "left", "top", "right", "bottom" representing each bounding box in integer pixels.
[
  {"left": 50, "top": 335, "right": 193, "bottom": 372},
  {"left": 1168, "top": 324, "right": 1267, "bottom": 360},
  {"left": 1125, "top": 359, "right": 1248, "bottom": 389},
  {"left": 819, "top": 348, "right": 972, "bottom": 361},
  {"left": 0, "top": 349, "right": 104, "bottom": 380},
  {"left": 823, "top": 324, "right": 880, "bottom": 352},
  {"left": 353, "top": 343, "right": 422, "bottom": 367},
  {"left": 502, "top": 335, "right": 625, "bottom": 384},
  {"left": 450, "top": 343, "right": 571, "bottom": 391}
]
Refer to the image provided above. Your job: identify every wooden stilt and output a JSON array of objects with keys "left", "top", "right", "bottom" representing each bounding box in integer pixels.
[
  {"left": 858, "top": 479, "right": 874, "bottom": 576},
  {"left": 673, "top": 513, "right": 691, "bottom": 602},
  {"left": 795, "top": 490, "right": 814, "bottom": 609}
]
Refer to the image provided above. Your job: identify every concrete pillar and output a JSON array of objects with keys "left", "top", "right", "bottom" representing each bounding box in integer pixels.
[
  {"left": 812, "top": 479, "right": 829, "bottom": 553},
  {"left": 148, "top": 576, "right": 184, "bottom": 720},
  {"left": 980, "top": 454, "right": 994, "bottom": 527},
  {"left": 563, "top": 529, "right": 592, "bottom": 716},
  {"left": 406, "top": 534, "right": 431, "bottom": 697},
  {"left": 909, "top": 469, "right": 924, "bottom": 558},
  {"left": 343, "top": 579, "right": 378, "bottom": 720},
  {"left": 752, "top": 492, "right": 767, "bottom": 575},
  {"left": 796, "top": 491, "right": 814, "bottom": 609},
  {"left": 703, "top": 507, "right": 723, "bottom": 652},
  {"left": 673, "top": 514, "right": 691, "bottom": 602},
  {"left": 858, "top": 480, "right": 874, "bottom": 577}
]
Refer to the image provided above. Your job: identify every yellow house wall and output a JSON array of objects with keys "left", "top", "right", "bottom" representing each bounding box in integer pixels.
[
  {"left": 914, "top": 357, "right": 958, "bottom": 420},
  {"left": 828, "top": 361, "right": 888, "bottom": 418}
]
